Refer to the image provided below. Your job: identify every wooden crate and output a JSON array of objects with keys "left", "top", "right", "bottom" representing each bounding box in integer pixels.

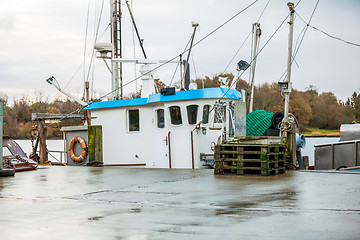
[{"left": 214, "top": 143, "right": 286, "bottom": 176}]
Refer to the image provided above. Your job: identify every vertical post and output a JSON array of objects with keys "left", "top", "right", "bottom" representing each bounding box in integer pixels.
[
  {"left": 85, "top": 81, "right": 91, "bottom": 125},
  {"left": 85, "top": 81, "right": 90, "bottom": 102},
  {"left": 63, "top": 131, "right": 66, "bottom": 164},
  {"left": 249, "top": 22, "right": 261, "bottom": 113},
  {"left": 283, "top": 2, "right": 295, "bottom": 124},
  {"left": 111, "top": 0, "right": 122, "bottom": 100},
  {"left": 281, "top": 2, "right": 295, "bottom": 147},
  {"left": 38, "top": 120, "right": 48, "bottom": 164},
  {"left": 179, "top": 54, "right": 183, "bottom": 88},
  {"left": 182, "top": 22, "right": 199, "bottom": 90},
  {"left": 225, "top": 102, "right": 230, "bottom": 140},
  {"left": 168, "top": 131, "right": 172, "bottom": 168},
  {"left": 190, "top": 131, "right": 194, "bottom": 169},
  {"left": 0, "top": 102, "right": 15, "bottom": 177},
  {"left": 0, "top": 102, "right": 3, "bottom": 170}
]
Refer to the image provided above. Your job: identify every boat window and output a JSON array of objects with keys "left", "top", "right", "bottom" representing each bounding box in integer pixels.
[
  {"left": 187, "top": 105, "right": 198, "bottom": 124},
  {"left": 156, "top": 109, "right": 165, "bottom": 128},
  {"left": 169, "top": 106, "right": 182, "bottom": 125},
  {"left": 202, "top": 105, "right": 211, "bottom": 124},
  {"left": 128, "top": 109, "right": 140, "bottom": 131}
]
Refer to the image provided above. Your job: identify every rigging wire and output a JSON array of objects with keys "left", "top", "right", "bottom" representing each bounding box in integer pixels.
[
  {"left": 83, "top": 0, "right": 91, "bottom": 85},
  {"left": 63, "top": 0, "right": 91, "bottom": 91},
  {"left": 216, "top": 11, "right": 291, "bottom": 102},
  {"left": 98, "top": 23, "right": 111, "bottom": 41},
  {"left": 223, "top": 32, "right": 252, "bottom": 74},
  {"left": 95, "top": 0, "right": 259, "bottom": 101},
  {"left": 190, "top": 0, "right": 259, "bottom": 51},
  {"left": 130, "top": 0, "right": 138, "bottom": 93},
  {"left": 227, "top": 0, "right": 305, "bottom": 96},
  {"left": 310, "top": 25, "right": 360, "bottom": 47},
  {"left": 296, "top": 12, "right": 360, "bottom": 47},
  {"left": 64, "top": 64, "right": 83, "bottom": 91},
  {"left": 291, "top": 0, "right": 320, "bottom": 65},
  {"left": 277, "top": 21, "right": 307, "bottom": 82},
  {"left": 222, "top": 0, "right": 271, "bottom": 74},
  {"left": 276, "top": 0, "right": 320, "bottom": 83},
  {"left": 169, "top": 35, "right": 193, "bottom": 87},
  {"left": 191, "top": 53, "right": 198, "bottom": 81},
  {"left": 84, "top": 0, "right": 106, "bottom": 95}
]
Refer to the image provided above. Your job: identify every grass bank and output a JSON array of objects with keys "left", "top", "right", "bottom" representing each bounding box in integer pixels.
[{"left": 302, "top": 128, "right": 340, "bottom": 137}]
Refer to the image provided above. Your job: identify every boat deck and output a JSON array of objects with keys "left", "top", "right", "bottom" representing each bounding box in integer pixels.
[{"left": 0, "top": 166, "right": 359, "bottom": 239}]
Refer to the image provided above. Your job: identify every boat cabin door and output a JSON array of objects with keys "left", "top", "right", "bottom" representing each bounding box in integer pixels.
[{"left": 152, "top": 107, "right": 169, "bottom": 168}]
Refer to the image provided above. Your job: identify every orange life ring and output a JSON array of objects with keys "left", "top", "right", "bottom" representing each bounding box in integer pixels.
[{"left": 69, "top": 136, "right": 87, "bottom": 162}]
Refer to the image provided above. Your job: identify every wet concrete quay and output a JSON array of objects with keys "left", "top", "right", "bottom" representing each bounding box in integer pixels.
[{"left": 0, "top": 167, "right": 359, "bottom": 240}]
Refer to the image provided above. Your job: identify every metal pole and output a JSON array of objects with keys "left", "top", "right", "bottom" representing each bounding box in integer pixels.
[
  {"left": 38, "top": 120, "right": 48, "bottom": 164},
  {"left": 249, "top": 22, "right": 261, "bottom": 113},
  {"left": 183, "top": 22, "right": 199, "bottom": 89},
  {"left": 284, "top": 2, "right": 295, "bottom": 123},
  {"left": 111, "top": 0, "right": 122, "bottom": 100},
  {"left": 226, "top": 102, "right": 230, "bottom": 140},
  {"left": 85, "top": 81, "right": 91, "bottom": 125},
  {"left": 168, "top": 131, "right": 172, "bottom": 168}
]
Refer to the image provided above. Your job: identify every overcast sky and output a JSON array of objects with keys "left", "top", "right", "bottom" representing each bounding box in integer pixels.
[{"left": 0, "top": 0, "right": 359, "bottom": 104}]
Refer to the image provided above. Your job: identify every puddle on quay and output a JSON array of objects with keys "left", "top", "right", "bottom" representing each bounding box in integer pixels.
[{"left": 213, "top": 188, "right": 298, "bottom": 217}]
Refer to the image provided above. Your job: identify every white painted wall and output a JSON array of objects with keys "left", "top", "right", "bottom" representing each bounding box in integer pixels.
[{"left": 91, "top": 98, "right": 243, "bottom": 168}]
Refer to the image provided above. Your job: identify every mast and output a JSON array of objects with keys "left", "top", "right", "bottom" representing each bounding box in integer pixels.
[
  {"left": 111, "top": 0, "right": 122, "bottom": 100},
  {"left": 283, "top": 2, "right": 295, "bottom": 124},
  {"left": 249, "top": 22, "right": 261, "bottom": 113},
  {"left": 182, "top": 22, "right": 199, "bottom": 90}
]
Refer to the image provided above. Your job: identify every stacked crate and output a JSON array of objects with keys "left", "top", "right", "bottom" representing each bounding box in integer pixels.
[{"left": 214, "top": 143, "right": 286, "bottom": 176}]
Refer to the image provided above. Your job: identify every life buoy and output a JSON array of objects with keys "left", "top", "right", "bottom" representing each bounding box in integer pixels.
[{"left": 69, "top": 136, "right": 87, "bottom": 162}]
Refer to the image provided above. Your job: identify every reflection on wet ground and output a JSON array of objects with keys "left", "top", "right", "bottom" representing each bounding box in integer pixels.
[{"left": 0, "top": 166, "right": 359, "bottom": 240}]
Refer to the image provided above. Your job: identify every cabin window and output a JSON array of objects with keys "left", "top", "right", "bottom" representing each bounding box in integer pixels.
[
  {"left": 128, "top": 109, "right": 140, "bottom": 131},
  {"left": 169, "top": 106, "right": 182, "bottom": 125},
  {"left": 187, "top": 105, "right": 198, "bottom": 124},
  {"left": 202, "top": 105, "right": 211, "bottom": 124},
  {"left": 156, "top": 109, "right": 165, "bottom": 128}
]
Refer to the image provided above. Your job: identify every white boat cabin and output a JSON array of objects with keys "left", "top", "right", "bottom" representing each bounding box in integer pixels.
[{"left": 85, "top": 87, "right": 246, "bottom": 168}]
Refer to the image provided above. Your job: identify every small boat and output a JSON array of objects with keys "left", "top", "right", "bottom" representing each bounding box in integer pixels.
[{"left": 2, "top": 136, "right": 38, "bottom": 172}]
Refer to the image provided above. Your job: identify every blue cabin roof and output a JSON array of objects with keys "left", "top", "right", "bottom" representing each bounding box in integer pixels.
[{"left": 85, "top": 87, "right": 243, "bottom": 110}]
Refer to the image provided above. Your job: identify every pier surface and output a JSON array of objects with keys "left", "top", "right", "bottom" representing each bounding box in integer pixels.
[{"left": 0, "top": 167, "right": 359, "bottom": 239}]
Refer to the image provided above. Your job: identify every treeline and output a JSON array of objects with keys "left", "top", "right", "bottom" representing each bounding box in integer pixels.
[
  {"left": 1, "top": 73, "right": 359, "bottom": 138},
  {"left": 1, "top": 95, "right": 84, "bottom": 139},
  {"left": 194, "top": 73, "right": 359, "bottom": 131}
]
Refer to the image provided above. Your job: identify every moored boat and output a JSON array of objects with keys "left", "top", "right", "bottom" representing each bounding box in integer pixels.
[{"left": 2, "top": 136, "right": 38, "bottom": 172}]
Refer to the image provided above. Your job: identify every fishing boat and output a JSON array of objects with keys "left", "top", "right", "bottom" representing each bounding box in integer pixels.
[
  {"left": 54, "top": 1, "right": 306, "bottom": 171},
  {"left": 55, "top": 0, "right": 249, "bottom": 168}
]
